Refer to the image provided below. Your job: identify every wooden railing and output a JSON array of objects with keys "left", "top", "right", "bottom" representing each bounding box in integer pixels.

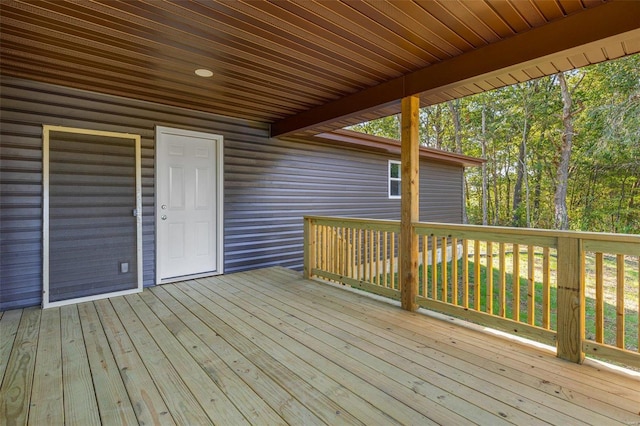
[{"left": 304, "top": 216, "right": 640, "bottom": 367}]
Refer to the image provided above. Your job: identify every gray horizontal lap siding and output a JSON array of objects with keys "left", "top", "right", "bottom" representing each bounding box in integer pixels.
[{"left": 0, "top": 77, "right": 464, "bottom": 310}]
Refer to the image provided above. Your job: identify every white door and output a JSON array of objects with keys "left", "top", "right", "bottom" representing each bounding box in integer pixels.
[{"left": 156, "top": 127, "right": 224, "bottom": 283}]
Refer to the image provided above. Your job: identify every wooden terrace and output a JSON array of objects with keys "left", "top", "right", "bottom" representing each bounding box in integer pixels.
[{"left": 2, "top": 267, "right": 639, "bottom": 425}]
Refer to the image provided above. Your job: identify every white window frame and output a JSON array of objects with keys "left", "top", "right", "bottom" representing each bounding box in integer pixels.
[{"left": 388, "top": 160, "right": 401, "bottom": 199}]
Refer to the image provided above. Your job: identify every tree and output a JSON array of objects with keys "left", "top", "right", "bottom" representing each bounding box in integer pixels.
[
  {"left": 554, "top": 71, "right": 583, "bottom": 230},
  {"left": 348, "top": 54, "right": 640, "bottom": 234}
]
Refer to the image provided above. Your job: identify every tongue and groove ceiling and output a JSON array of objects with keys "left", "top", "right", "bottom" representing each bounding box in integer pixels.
[{"left": 1, "top": 0, "right": 639, "bottom": 138}]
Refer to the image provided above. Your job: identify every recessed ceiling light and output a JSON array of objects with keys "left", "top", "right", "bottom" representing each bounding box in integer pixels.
[{"left": 195, "top": 68, "right": 213, "bottom": 77}]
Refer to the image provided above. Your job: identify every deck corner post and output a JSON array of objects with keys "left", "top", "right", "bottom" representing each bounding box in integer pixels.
[
  {"left": 556, "top": 236, "right": 585, "bottom": 363},
  {"left": 400, "top": 95, "right": 420, "bottom": 312},
  {"left": 304, "top": 217, "right": 316, "bottom": 279}
]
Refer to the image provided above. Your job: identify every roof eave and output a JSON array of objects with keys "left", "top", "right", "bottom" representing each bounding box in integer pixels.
[{"left": 291, "top": 129, "right": 484, "bottom": 168}]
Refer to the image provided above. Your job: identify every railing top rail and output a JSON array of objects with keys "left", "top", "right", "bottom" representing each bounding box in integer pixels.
[
  {"left": 305, "top": 216, "right": 640, "bottom": 247},
  {"left": 305, "top": 216, "right": 401, "bottom": 232},
  {"left": 414, "top": 221, "right": 640, "bottom": 245}
]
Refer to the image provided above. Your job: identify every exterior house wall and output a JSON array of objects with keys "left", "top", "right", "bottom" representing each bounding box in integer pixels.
[{"left": 0, "top": 77, "right": 464, "bottom": 310}]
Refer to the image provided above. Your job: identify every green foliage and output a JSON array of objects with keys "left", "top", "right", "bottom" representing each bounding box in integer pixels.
[{"left": 350, "top": 55, "right": 640, "bottom": 234}]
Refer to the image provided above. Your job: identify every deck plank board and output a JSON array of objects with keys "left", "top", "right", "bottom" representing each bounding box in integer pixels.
[
  {"left": 262, "top": 273, "right": 640, "bottom": 422},
  {"left": 221, "top": 271, "right": 597, "bottom": 425},
  {"left": 190, "top": 277, "right": 439, "bottom": 425},
  {"left": 60, "top": 304, "right": 101, "bottom": 426},
  {"left": 263, "top": 267, "right": 640, "bottom": 420},
  {"left": 174, "top": 282, "right": 364, "bottom": 425},
  {"left": 1, "top": 267, "right": 638, "bottom": 425},
  {"left": 28, "top": 308, "right": 63, "bottom": 425},
  {"left": 108, "top": 296, "right": 213, "bottom": 425},
  {"left": 0, "top": 309, "right": 22, "bottom": 385},
  {"left": 123, "top": 293, "right": 249, "bottom": 425},
  {"left": 153, "top": 284, "right": 325, "bottom": 426},
  {"left": 208, "top": 274, "right": 509, "bottom": 425},
  {"left": 0, "top": 308, "right": 41, "bottom": 425},
  {"left": 77, "top": 302, "right": 138, "bottom": 425},
  {"left": 93, "top": 299, "right": 176, "bottom": 425},
  {"left": 139, "top": 288, "right": 287, "bottom": 426}
]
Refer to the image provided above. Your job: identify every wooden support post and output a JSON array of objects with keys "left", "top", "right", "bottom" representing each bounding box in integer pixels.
[
  {"left": 303, "top": 217, "right": 315, "bottom": 279},
  {"left": 556, "top": 236, "right": 585, "bottom": 363},
  {"left": 400, "top": 95, "right": 420, "bottom": 312}
]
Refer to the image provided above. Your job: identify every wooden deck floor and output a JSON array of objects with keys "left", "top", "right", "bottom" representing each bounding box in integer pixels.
[{"left": 1, "top": 267, "right": 639, "bottom": 425}]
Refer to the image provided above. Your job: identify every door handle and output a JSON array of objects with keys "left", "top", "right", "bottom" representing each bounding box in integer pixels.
[{"left": 161, "top": 215, "right": 167, "bottom": 220}]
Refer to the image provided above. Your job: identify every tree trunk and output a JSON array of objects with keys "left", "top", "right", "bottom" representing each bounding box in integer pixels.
[
  {"left": 555, "top": 72, "right": 574, "bottom": 230},
  {"left": 432, "top": 105, "right": 444, "bottom": 149},
  {"left": 513, "top": 89, "right": 530, "bottom": 227},
  {"left": 627, "top": 175, "right": 640, "bottom": 230},
  {"left": 447, "top": 100, "right": 462, "bottom": 153},
  {"left": 481, "top": 104, "right": 488, "bottom": 226}
]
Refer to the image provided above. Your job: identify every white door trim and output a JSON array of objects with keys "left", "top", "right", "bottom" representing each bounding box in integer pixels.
[
  {"left": 155, "top": 126, "right": 224, "bottom": 284},
  {"left": 42, "top": 125, "right": 143, "bottom": 308}
]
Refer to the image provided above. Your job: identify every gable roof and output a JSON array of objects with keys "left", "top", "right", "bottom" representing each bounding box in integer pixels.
[{"left": 1, "top": 1, "right": 639, "bottom": 138}]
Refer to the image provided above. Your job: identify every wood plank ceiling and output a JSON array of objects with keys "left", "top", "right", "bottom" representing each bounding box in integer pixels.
[{"left": 1, "top": 0, "right": 640, "bottom": 137}]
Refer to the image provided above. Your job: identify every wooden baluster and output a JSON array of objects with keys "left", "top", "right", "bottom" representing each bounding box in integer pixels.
[
  {"left": 499, "top": 242, "right": 506, "bottom": 317},
  {"left": 303, "top": 218, "right": 315, "bottom": 279},
  {"left": 341, "top": 227, "right": 346, "bottom": 276},
  {"left": 441, "top": 237, "right": 448, "bottom": 302},
  {"left": 337, "top": 227, "right": 341, "bottom": 275},
  {"left": 616, "top": 254, "right": 625, "bottom": 349},
  {"left": 543, "top": 247, "right": 550, "bottom": 329},
  {"left": 325, "top": 226, "right": 330, "bottom": 275},
  {"left": 452, "top": 238, "right": 458, "bottom": 305},
  {"left": 347, "top": 228, "right": 353, "bottom": 278},
  {"left": 319, "top": 225, "right": 322, "bottom": 273},
  {"left": 370, "top": 230, "right": 375, "bottom": 284},
  {"left": 595, "top": 252, "right": 604, "bottom": 343},
  {"left": 329, "top": 227, "right": 335, "bottom": 275},
  {"left": 513, "top": 243, "right": 520, "bottom": 322},
  {"left": 335, "top": 227, "right": 340, "bottom": 275},
  {"left": 365, "top": 228, "right": 369, "bottom": 282},
  {"left": 376, "top": 231, "right": 381, "bottom": 286},
  {"left": 420, "top": 235, "right": 426, "bottom": 296},
  {"left": 462, "top": 239, "right": 469, "bottom": 309},
  {"left": 527, "top": 245, "right": 535, "bottom": 325},
  {"left": 382, "top": 232, "right": 388, "bottom": 288},
  {"left": 486, "top": 241, "right": 493, "bottom": 315},
  {"left": 353, "top": 228, "right": 357, "bottom": 279},
  {"left": 474, "top": 240, "right": 481, "bottom": 311},
  {"left": 432, "top": 235, "right": 438, "bottom": 299},
  {"left": 390, "top": 233, "right": 396, "bottom": 290}
]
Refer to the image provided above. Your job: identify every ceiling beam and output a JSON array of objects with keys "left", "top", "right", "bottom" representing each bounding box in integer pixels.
[{"left": 271, "top": 1, "right": 640, "bottom": 137}]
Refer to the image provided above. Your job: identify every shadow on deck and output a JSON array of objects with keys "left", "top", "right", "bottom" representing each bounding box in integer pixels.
[{"left": 1, "top": 267, "right": 639, "bottom": 425}]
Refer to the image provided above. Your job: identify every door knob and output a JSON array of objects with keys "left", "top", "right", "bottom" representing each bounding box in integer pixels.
[
  {"left": 161, "top": 215, "right": 167, "bottom": 220},
  {"left": 161, "top": 204, "right": 167, "bottom": 210}
]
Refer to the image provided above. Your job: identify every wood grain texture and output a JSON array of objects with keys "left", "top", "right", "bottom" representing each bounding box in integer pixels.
[
  {"left": 60, "top": 305, "right": 101, "bottom": 426},
  {"left": 77, "top": 303, "right": 138, "bottom": 425},
  {"left": 2, "top": 267, "right": 638, "bottom": 425},
  {"left": 0, "top": 308, "right": 40, "bottom": 425},
  {"left": 400, "top": 95, "right": 420, "bottom": 312},
  {"left": 28, "top": 308, "right": 63, "bottom": 425},
  {"left": 556, "top": 237, "right": 585, "bottom": 363},
  {"left": 0, "top": 309, "right": 22, "bottom": 385}
]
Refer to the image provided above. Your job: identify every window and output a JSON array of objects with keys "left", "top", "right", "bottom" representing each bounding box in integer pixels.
[{"left": 388, "top": 160, "right": 401, "bottom": 199}]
